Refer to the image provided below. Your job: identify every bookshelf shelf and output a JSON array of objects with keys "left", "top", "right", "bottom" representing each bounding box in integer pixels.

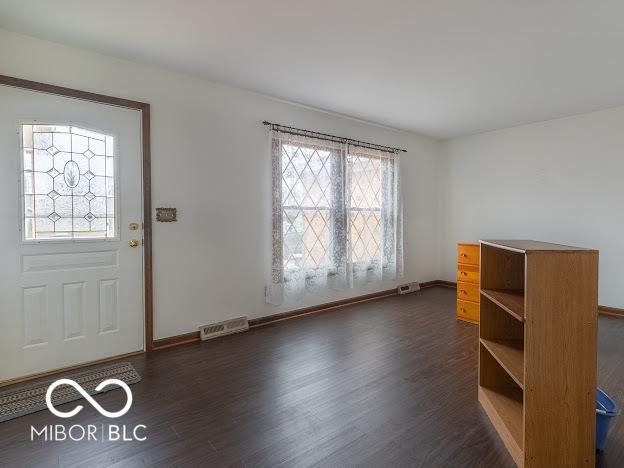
[
  {"left": 480, "top": 338, "right": 524, "bottom": 388},
  {"left": 479, "top": 385, "right": 524, "bottom": 454},
  {"left": 480, "top": 289, "right": 525, "bottom": 322}
]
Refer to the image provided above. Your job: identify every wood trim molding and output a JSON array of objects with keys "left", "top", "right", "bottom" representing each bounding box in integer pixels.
[
  {"left": 0, "top": 74, "right": 154, "bottom": 352},
  {"left": 0, "top": 351, "right": 143, "bottom": 388},
  {"left": 0, "top": 75, "right": 149, "bottom": 109},
  {"left": 153, "top": 288, "right": 402, "bottom": 350},
  {"left": 153, "top": 281, "right": 457, "bottom": 350},
  {"left": 141, "top": 105, "right": 153, "bottom": 351},
  {"left": 152, "top": 281, "right": 475, "bottom": 351},
  {"left": 598, "top": 305, "right": 624, "bottom": 318},
  {"left": 249, "top": 288, "right": 398, "bottom": 328},
  {"left": 151, "top": 280, "right": 624, "bottom": 352},
  {"left": 152, "top": 331, "right": 201, "bottom": 350},
  {"left": 422, "top": 280, "right": 457, "bottom": 289}
]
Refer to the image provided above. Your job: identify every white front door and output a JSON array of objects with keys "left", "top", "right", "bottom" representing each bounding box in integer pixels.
[{"left": 0, "top": 85, "right": 144, "bottom": 382}]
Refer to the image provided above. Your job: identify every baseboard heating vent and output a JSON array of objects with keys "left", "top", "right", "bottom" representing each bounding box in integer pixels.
[
  {"left": 398, "top": 282, "right": 421, "bottom": 295},
  {"left": 199, "top": 316, "right": 249, "bottom": 340}
]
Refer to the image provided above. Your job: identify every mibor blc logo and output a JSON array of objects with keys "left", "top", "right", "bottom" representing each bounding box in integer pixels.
[
  {"left": 31, "top": 378, "right": 146, "bottom": 442},
  {"left": 45, "top": 378, "right": 133, "bottom": 418}
]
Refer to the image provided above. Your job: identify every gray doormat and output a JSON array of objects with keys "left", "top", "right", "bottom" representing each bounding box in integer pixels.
[{"left": 0, "top": 361, "right": 141, "bottom": 422}]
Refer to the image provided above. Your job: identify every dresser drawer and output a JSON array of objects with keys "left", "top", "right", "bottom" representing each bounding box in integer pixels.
[
  {"left": 457, "top": 299, "right": 479, "bottom": 322},
  {"left": 457, "top": 281, "right": 480, "bottom": 303},
  {"left": 458, "top": 244, "right": 480, "bottom": 265},
  {"left": 457, "top": 264, "right": 479, "bottom": 284}
]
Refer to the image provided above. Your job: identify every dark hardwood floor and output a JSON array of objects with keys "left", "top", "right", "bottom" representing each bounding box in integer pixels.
[{"left": 1, "top": 287, "right": 623, "bottom": 467}]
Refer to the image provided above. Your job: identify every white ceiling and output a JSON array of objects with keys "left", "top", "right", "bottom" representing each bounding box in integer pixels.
[{"left": 1, "top": 0, "right": 624, "bottom": 138}]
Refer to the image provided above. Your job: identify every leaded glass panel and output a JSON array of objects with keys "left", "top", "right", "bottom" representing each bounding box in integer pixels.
[
  {"left": 281, "top": 143, "right": 335, "bottom": 272},
  {"left": 348, "top": 153, "right": 382, "bottom": 263},
  {"left": 21, "top": 124, "right": 116, "bottom": 240}
]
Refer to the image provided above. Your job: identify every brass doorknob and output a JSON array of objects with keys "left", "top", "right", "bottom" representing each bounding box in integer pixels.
[{"left": 129, "top": 239, "right": 139, "bottom": 247}]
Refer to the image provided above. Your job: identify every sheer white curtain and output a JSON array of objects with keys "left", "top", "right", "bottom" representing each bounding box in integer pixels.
[{"left": 268, "top": 130, "right": 403, "bottom": 305}]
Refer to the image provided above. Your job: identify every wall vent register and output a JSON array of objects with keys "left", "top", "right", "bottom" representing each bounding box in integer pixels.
[
  {"left": 199, "top": 317, "right": 249, "bottom": 340},
  {"left": 398, "top": 282, "right": 420, "bottom": 294}
]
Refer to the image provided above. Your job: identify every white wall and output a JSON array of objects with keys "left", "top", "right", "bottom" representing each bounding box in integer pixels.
[
  {"left": 438, "top": 108, "right": 624, "bottom": 307},
  {"left": 0, "top": 29, "right": 441, "bottom": 339}
]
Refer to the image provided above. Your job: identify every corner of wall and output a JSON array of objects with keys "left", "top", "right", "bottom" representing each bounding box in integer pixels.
[{"left": 434, "top": 139, "right": 451, "bottom": 281}]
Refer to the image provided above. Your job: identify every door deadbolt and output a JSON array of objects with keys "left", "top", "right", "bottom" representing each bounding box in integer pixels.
[{"left": 129, "top": 222, "right": 140, "bottom": 231}]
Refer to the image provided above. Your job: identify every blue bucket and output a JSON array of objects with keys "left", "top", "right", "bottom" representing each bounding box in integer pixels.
[{"left": 596, "top": 388, "right": 618, "bottom": 451}]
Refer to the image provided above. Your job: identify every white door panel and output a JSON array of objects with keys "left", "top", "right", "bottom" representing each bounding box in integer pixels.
[{"left": 0, "top": 86, "right": 144, "bottom": 382}]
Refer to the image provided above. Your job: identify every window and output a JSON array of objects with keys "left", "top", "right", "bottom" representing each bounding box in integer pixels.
[
  {"left": 270, "top": 130, "right": 403, "bottom": 303},
  {"left": 348, "top": 150, "right": 382, "bottom": 264},
  {"left": 21, "top": 124, "right": 116, "bottom": 240},
  {"left": 278, "top": 137, "right": 343, "bottom": 275}
]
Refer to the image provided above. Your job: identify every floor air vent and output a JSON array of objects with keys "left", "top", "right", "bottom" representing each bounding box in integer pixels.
[
  {"left": 199, "top": 316, "right": 249, "bottom": 340},
  {"left": 398, "top": 282, "right": 421, "bottom": 295}
]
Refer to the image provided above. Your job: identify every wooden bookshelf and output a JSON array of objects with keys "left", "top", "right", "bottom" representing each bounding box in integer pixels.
[{"left": 478, "top": 240, "right": 598, "bottom": 467}]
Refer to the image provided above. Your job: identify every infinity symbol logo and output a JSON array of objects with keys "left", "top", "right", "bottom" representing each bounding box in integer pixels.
[{"left": 45, "top": 378, "right": 133, "bottom": 419}]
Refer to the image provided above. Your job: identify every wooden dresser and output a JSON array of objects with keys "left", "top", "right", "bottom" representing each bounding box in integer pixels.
[{"left": 456, "top": 242, "right": 480, "bottom": 323}]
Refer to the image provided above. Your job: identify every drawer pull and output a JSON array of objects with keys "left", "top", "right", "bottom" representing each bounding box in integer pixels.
[
  {"left": 461, "top": 290, "right": 467, "bottom": 294},
  {"left": 460, "top": 272, "right": 467, "bottom": 276},
  {"left": 461, "top": 253, "right": 468, "bottom": 257}
]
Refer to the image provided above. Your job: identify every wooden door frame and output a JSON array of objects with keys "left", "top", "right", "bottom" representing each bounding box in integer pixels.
[{"left": 0, "top": 74, "right": 154, "bottom": 353}]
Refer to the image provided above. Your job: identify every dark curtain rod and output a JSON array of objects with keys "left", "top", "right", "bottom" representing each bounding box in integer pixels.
[{"left": 262, "top": 121, "right": 407, "bottom": 153}]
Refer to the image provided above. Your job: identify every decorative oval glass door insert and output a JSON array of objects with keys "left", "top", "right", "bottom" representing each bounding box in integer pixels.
[
  {"left": 21, "top": 124, "right": 116, "bottom": 240},
  {"left": 63, "top": 160, "right": 81, "bottom": 188}
]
